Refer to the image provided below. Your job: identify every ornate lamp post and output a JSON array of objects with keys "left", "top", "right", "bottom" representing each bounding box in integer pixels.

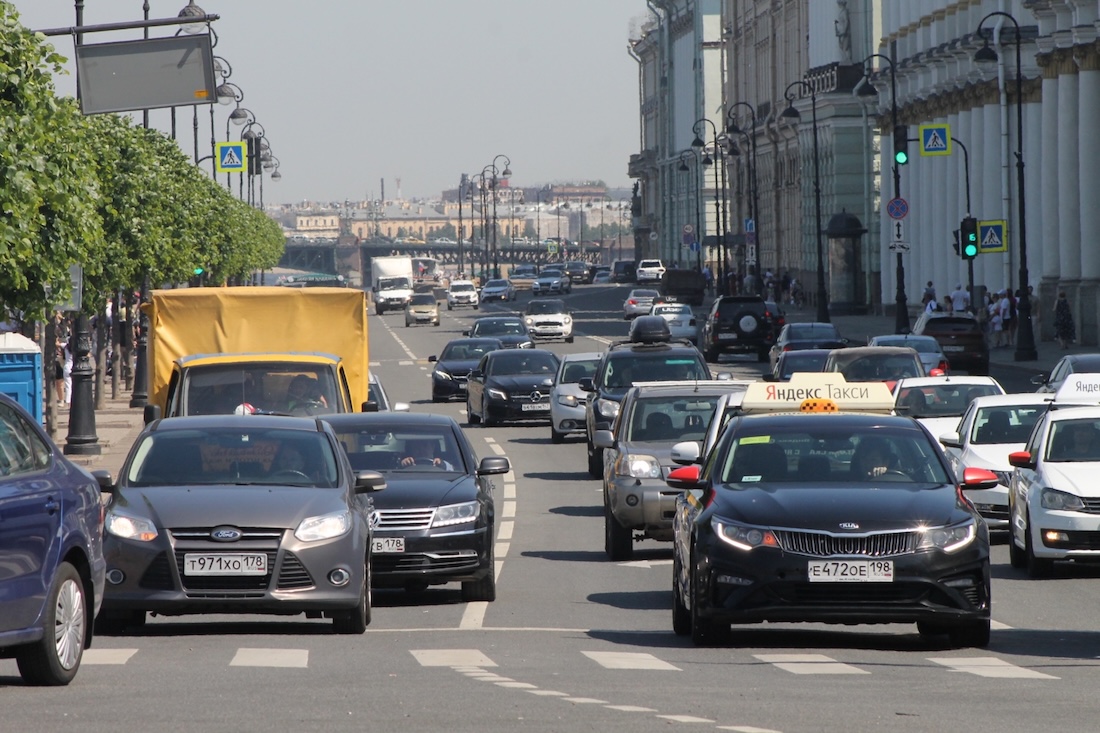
[
  {"left": 782, "top": 80, "right": 829, "bottom": 323},
  {"left": 726, "top": 102, "right": 759, "bottom": 282},
  {"left": 692, "top": 119, "right": 727, "bottom": 293},
  {"left": 678, "top": 149, "right": 703, "bottom": 271},
  {"left": 485, "top": 154, "right": 511, "bottom": 278},
  {"left": 975, "top": 12, "right": 1036, "bottom": 360}
]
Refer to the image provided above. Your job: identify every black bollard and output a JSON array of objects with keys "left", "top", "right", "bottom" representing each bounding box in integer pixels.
[
  {"left": 129, "top": 280, "right": 149, "bottom": 408},
  {"left": 63, "top": 313, "right": 101, "bottom": 455}
]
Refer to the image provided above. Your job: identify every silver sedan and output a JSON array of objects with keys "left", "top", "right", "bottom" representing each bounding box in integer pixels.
[
  {"left": 650, "top": 302, "right": 697, "bottom": 342},
  {"left": 623, "top": 288, "right": 660, "bottom": 319}
]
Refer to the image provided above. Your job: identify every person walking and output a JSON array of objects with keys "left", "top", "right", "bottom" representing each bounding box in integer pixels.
[
  {"left": 1055, "top": 291, "right": 1076, "bottom": 349},
  {"left": 999, "top": 289, "right": 1015, "bottom": 347},
  {"left": 950, "top": 283, "right": 970, "bottom": 314}
]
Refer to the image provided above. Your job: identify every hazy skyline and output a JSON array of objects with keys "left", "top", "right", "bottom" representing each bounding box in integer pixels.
[{"left": 14, "top": 1, "right": 647, "bottom": 204}]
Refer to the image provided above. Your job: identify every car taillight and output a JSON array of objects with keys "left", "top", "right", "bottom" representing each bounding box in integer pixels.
[
  {"left": 938, "top": 359, "right": 949, "bottom": 373},
  {"left": 689, "top": 318, "right": 696, "bottom": 326},
  {"left": 628, "top": 299, "right": 637, "bottom": 305},
  {"left": 783, "top": 345, "right": 791, "bottom": 351}
]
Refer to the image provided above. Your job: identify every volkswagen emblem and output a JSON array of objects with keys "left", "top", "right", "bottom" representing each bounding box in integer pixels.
[
  {"left": 529, "top": 391, "right": 543, "bottom": 402},
  {"left": 838, "top": 522, "right": 860, "bottom": 530},
  {"left": 210, "top": 526, "right": 242, "bottom": 542}
]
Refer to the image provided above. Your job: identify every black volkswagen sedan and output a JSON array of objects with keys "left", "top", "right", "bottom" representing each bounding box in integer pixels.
[
  {"left": 767, "top": 322, "right": 849, "bottom": 370},
  {"left": 97, "top": 415, "right": 381, "bottom": 634},
  {"left": 324, "top": 413, "right": 509, "bottom": 600},
  {"left": 466, "top": 348, "right": 560, "bottom": 426},
  {"left": 428, "top": 338, "right": 504, "bottom": 402},
  {"left": 669, "top": 411, "right": 994, "bottom": 648},
  {"left": 463, "top": 316, "right": 534, "bottom": 349}
]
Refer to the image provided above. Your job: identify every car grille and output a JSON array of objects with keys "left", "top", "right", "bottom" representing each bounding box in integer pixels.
[
  {"left": 374, "top": 508, "right": 434, "bottom": 531},
  {"left": 173, "top": 549, "right": 276, "bottom": 594},
  {"left": 170, "top": 527, "right": 284, "bottom": 541},
  {"left": 373, "top": 550, "right": 480, "bottom": 574},
  {"left": 168, "top": 527, "right": 284, "bottom": 596},
  {"left": 277, "top": 552, "right": 314, "bottom": 590},
  {"left": 774, "top": 582, "right": 928, "bottom": 605},
  {"left": 773, "top": 529, "right": 918, "bottom": 558},
  {"left": 139, "top": 552, "right": 174, "bottom": 590},
  {"left": 1079, "top": 498, "right": 1100, "bottom": 515}
]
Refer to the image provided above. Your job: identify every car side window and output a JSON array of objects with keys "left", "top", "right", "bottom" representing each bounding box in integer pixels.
[
  {"left": 0, "top": 403, "right": 50, "bottom": 476},
  {"left": 1049, "top": 359, "right": 1068, "bottom": 384},
  {"left": 1024, "top": 416, "right": 1047, "bottom": 457}
]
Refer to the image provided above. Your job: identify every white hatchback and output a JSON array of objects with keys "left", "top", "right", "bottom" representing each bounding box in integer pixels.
[
  {"left": 447, "top": 280, "right": 479, "bottom": 310},
  {"left": 892, "top": 375, "right": 1004, "bottom": 440}
]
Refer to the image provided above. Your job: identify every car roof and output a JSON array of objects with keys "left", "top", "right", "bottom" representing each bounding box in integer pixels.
[
  {"left": 148, "top": 414, "right": 323, "bottom": 432},
  {"left": 449, "top": 280, "right": 475, "bottom": 287},
  {"left": 629, "top": 381, "right": 752, "bottom": 397},
  {"left": 323, "top": 412, "right": 460, "bottom": 429},
  {"left": 778, "top": 348, "right": 834, "bottom": 359},
  {"left": 561, "top": 351, "right": 603, "bottom": 362},
  {"left": 1047, "top": 406, "right": 1100, "bottom": 422},
  {"left": 474, "top": 316, "right": 522, "bottom": 323},
  {"left": 1064, "top": 353, "right": 1100, "bottom": 367},
  {"left": 968, "top": 393, "right": 1053, "bottom": 408},
  {"left": 486, "top": 347, "right": 557, "bottom": 358},
  {"left": 737, "top": 412, "right": 922, "bottom": 431},
  {"left": 895, "top": 376, "right": 1002, "bottom": 388},
  {"left": 870, "top": 334, "right": 940, "bottom": 345}
]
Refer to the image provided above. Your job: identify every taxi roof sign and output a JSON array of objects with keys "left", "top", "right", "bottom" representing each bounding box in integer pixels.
[
  {"left": 1052, "top": 376, "right": 1100, "bottom": 404},
  {"left": 741, "top": 373, "right": 895, "bottom": 414}
]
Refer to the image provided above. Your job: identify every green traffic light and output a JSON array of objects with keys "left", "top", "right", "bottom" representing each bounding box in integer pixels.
[
  {"left": 963, "top": 243, "right": 978, "bottom": 257},
  {"left": 193, "top": 267, "right": 205, "bottom": 276},
  {"left": 894, "top": 150, "right": 909, "bottom": 165}
]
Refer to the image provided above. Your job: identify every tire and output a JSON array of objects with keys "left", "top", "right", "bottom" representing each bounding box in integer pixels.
[
  {"left": 16, "top": 562, "right": 86, "bottom": 686},
  {"left": 757, "top": 349, "right": 769, "bottom": 363},
  {"left": 332, "top": 560, "right": 371, "bottom": 634},
  {"left": 704, "top": 345, "right": 719, "bottom": 362},
  {"left": 375, "top": 305, "right": 384, "bottom": 316},
  {"left": 431, "top": 394, "right": 447, "bottom": 404},
  {"left": 474, "top": 304, "right": 479, "bottom": 310},
  {"left": 672, "top": 554, "right": 691, "bottom": 636},
  {"left": 1025, "top": 513, "right": 1054, "bottom": 578},
  {"left": 948, "top": 619, "right": 991, "bottom": 648},
  {"left": 447, "top": 303, "right": 453, "bottom": 311},
  {"left": 405, "top": 320, "right": 411, "bottom": 327},
  {"left": 551, "top": 426, "right": 565, "bottom": 444},
  {"left": 689, "top": 554, "right": 730, "bottom": 647},
  {"left": 604, "top": 503, "right": 633, "bottom": 561},
  {"left": 1008, "top": 531, "right": 1027, "bottom": 569},
  {"left": 566, "top": 336, "right": 574, "bottom": 343},
  {"left": 587, "top": 440, "right": 603, "bottom": 478},
  {"left": 482, "top": 401, "right": 498, "bottom": 428},
  {"left": 461, "top": 544, "right": 496, "bottom": 602},
  {"left": 466, "top": 398, "right": 481, "bottom": 425}
]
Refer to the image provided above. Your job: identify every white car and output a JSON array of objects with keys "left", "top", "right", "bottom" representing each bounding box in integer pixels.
[
  {"left": 892, "top": 375, "right": 1004, "bottom": 439},
  {"left": 1008, "top": 379, "right": 1100, "bottom": 576},
  {"left": 549, "top": 352, "right": 601, "bottom": 443},
  {"left": 531, "top": 268, "right": 571, "bottom": 296},
  {"left": 650, "top": 302, "right": 697, "bottom": 343},
  {"left": 524, "top": 299, "right": 574, "bottom": 343},
  {"left": 939, "top": 393, "right": 1051, "bottom": 530},
  {"left": 636, "top": 259, "right": 666, "bottom": 284},
  {"left": 447, "top": 280, "right": 479, "bottom": 310},
  {"left": 867, "top": 334, "right": 949, "bottom": 375}
]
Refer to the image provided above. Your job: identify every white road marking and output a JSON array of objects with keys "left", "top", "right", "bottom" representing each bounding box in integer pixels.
[
  {"left": 927, "top": 657, "right": 1058, "bottom": 679},
  {"left": 229, "top": 648, "right": 309, "bottom": 668},
  {"left": 484, "top": 437, "right": 497, "bottom": 444},
  {"left": 495, "top": 541, "right": 510, "bottom": 558},
  {"left": 411, "top": 649, "right": 496, "bottom": 667},
  {"left": 562, "top": 697, "right": 609, "bottom": 704},
  {"left": 497, "top": 681, "right": 538, "bottom": 688},
  {"left": 753, "top": 653, "right": 869, "bottom": 675},
  {"left": 503, "top": 483, "right": 516, "bottom": 500},
  {"left": 398, "top": 360, "right": 414, "bottom": 366},
  {"left": 992, "top": 620, "right": 1012, "bottom": 630},
  {"left": 459, "top": 602, "right": 488, "bottom": 630},
  {"left": 582, "top": 651, "right": 680, "bottom": 671},
  {"left": 716, "top": 727, "right": 783, "bottom": 733},
  {"left": 657, "top": 714, "right": 715, "bottom": 723},
  {"left": 605, "top": 705, "right": 658, "bottom": 713},
  {"left": 528, "top": 690, "right": 569, "bottom": 696},
  {"left": 489, "top": 443, "right": 506, "bottom": 456},
  {"left": 502, "top": 502, "right": 516, "bottom": 519},
  {"left": 498, "top": 521, "right": 514, "bottom": 540},
  {"left": 83, "top": 648, "right": 138, "bottom": 665},
  {"left": 620, "top": 559, "right": 674, "bottom": 569}
]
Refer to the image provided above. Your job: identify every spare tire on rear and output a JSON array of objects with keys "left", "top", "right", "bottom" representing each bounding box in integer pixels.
[{"left": 734, "top": 310, "right": 762, "bottom": 337}]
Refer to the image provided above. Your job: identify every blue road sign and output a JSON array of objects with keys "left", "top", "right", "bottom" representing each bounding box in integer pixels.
[
  {"left": 919, "top": 124, "right": 952, "bottom": 156},
  {"left": 978, "top": 220, "right": 1007, "bottom": 253},
  {"left": 690, "top": 241, "right": 700, "bottom": 253},
  {"left": 215, "top": 141, "right": 247, "bottom": 173}
]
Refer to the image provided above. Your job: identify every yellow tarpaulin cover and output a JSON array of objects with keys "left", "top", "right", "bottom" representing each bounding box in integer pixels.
[{"left": 142, "top": 287, "right": 368, "bottom": 412}]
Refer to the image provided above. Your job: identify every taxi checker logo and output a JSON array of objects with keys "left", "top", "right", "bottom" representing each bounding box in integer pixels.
[{"left": 210, "top": 526, "right": 243, "bottom": 542}]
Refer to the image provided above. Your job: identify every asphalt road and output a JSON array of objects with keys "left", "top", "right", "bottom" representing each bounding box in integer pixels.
[{"left": 5, "top": 283, "right": 1100, "bottom": 732}]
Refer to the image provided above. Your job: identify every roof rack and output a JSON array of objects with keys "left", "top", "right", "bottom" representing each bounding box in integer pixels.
[{"left": 607, "top": 337, "right": 698, "bottom": 350}]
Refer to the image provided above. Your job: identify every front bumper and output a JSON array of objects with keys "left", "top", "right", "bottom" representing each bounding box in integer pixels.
[
  {"left": 406, "top": 311, "right": 439, "bottom": 325},
  {"left": 486, "top": 396, "right": 552, "bottom": 422},
  {"left": 1028, "top": 502, "right": 1100, "bottom": 560},
  {"left": 449, "top": 296, "right": 478, "bottom": 307},
  {"left": 432, "top": 372, "right": 468, "bottom": 399},
  {"left": 371, "top": 526, "right": 491, "bottom": 586},
  {"left": 550, "top": 402, "right": 586, "bottom": 434},
  {"left": 692, "top": 535, "right": 990, "bottom": 627},
  {"left": 607, "top": 476, "right": 678, "bottom": 540},
  {"left": 528, "top": 322, "right": 572, "bottom": 339}
]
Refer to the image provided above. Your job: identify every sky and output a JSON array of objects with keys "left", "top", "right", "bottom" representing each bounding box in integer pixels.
[{"left": 13, "top": 1, "right": 647, "bottom": 205}]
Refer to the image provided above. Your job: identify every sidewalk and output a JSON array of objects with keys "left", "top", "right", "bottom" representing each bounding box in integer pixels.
[{"left": 51, "top": 393, "right": 146, "bottom": 478}]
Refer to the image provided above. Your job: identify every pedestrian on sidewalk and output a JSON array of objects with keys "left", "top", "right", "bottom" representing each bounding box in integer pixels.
[
  {"left": 1055, "top": 291, "right": 1076, "bottom": 349},
  {"left": 922, "top": 281, "right": 936, "bottom": 307},
  {"left": 999, "top": 289, "right": 1014, "bottom": 347},
  {"left": 989, "top": 293, "right": 1003, "bottom": 348},
  {"left": 950, "top": 283, "right": 970, "bottom": 314}
]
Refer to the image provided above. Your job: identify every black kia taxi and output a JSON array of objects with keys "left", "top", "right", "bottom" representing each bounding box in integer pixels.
[{"left": 667, "top": 373, "right": 996, "bottom": 648}]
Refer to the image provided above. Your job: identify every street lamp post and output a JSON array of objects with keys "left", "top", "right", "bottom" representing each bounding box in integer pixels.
[
  {"left": 782, "top": 80, "right": 830, "bottom": 323},
  {"left": 486, "top": 154, "right": 511, "bottom": 278},
  {"left": 457, "top": 173, "right": 470, "bottom": 276},
  {"left": 862, "top": 52, "right": 909, "bottom": 333},
  {"left": 726, "top": 102, "right": 759, "bottom": 283},
  {"left": 678, "top": 149, "right": 703, "bottom": 271},
  {"left": 692, "top": 119, "right": 727, "bottom": 294},
  {"left": 975, "top": 12, "right": 1036, "bottom": 360}
]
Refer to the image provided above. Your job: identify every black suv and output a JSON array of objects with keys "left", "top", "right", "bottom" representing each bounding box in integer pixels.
[
  {"left": 699, "top": 295, "right": 779, "bottom": 363},
  {"left": 562, "top": 261, "right": 591, "bottom": 284},
  {"left": 579, "top": 322, "right": 711, "bottom": 477}
]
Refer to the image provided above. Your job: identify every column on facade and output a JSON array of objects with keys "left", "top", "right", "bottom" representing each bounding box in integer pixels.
[
  {"left": 1021, "top": 83, "right": 1044, "bottom": 338},
  {"left": 940, "top": 110, "right": 959, "bottom": 298},
  {"left": 1078, "top": 47, "right": 1100, "bottom": 345},
  {"left": 1056, "top": 49, "right": 1083, "bottom": 338},
  {"left": 979, "top": 97, "right": 1002, "bottom": 297},
  {"left": 879, "top": 122, "right": 893, "bottom": 311},
  {"left": 1039, "top": 55, "right": 1062, "bottom": 341}
]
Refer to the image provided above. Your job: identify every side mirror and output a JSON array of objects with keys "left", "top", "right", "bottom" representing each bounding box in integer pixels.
[
  {"left": 143, "top": 403, "right": 162, "bottom": 425},
  {"left": 462, "top": 330, "right": 471, "bottom": 336},
  {"left": 393, "top": 402, "right": 410, "bottom": 413},
  {"left": 477, "top": 456, "right": 511, "bottom": 475},
  {"left": 428, "top": 355, "right": 438, "bottom": 363},
  {"left": 762, "top": 373, "right": 778, "bottom": 382},
  {"left": 715, "top": 372, "right": 732, "bottom": 381},
  {"left": 1008, "top": 450, "right": 1036, "bottom": 469},
  {"left": 593, "top": 429, "right": 615, "bottom": 449},
  {"left": 362, "top": 401, "right": 380, "bottom": 413},
  {"left": 670, "top": 440, "right": 700, "bottom": 466},
  {"left": 91, "top": 470, "right": 114, "bottom": 493},
  {"left": 469, "top": 369, "right": 483, "bottom": 379},
  {"left": 939, "top": 432, "right": 962, "bottom": 449},
  {"left": 666, "top": 464, "right": 704, "bottom": 490},
  {"left": 577, "top": 377, "right": 595, "bottom": 392},
  {"left": 354, "top": 470, "right": 387, "bottom": 493},
  {"left": 1030, "top": 373, "right": 1049, "bottom": 386},
  {"left": 961, "top": 467, "right": 1000, "bottom": 491}
]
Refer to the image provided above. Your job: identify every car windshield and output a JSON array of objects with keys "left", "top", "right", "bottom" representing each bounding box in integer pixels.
[
  {"left": 487, "top": 352, "right": 559, "bottom": 376},
  {"left": 540, "top": 270, "right": 563, "bottom": 278},
  {"left": 409, "top": 294, "right": 436, "bottom": 306},
  {"left": 527, "top": 300, "right": 566, "bottom": 314},
  {"left": 640, "top": 260, "right": 661, "bottom": 268},
  {"left": 183, "top": 364, "right": 340, "bottom": 416},
  {"left": 896, "top": 384, "right": 1002, "bottom": 418},
  {"left": 604, "top": 354, "right": 708, "bottom": 387},
  {"left": 440, "top": 341, "right": 498, "bottom": 361},
  {"left": 779, "top": 352, "right": 829, "bottom": 379},
  {"left": 559, "top": 358, "right": 599, "bottom": 384},
  {"left": 836, "top": 355, "right": 923, "bottom": 382},
  {"left": 789, "top": 325, "right": 839, "bottom": 340},
  {"left": 922, "top": 317, "right": 980, "bottom": 334},
  {"left": 451, "top": 283, "right": 476, "bottom": 293},
  {"left": 126, "top": 428, "right": 339, "bottom": 487},
  {"left": 484, "top": 280, "right": 509, "bottom": 289},
  {"left": 875, "top": 338, "right": 941, "bottom": 354},
  {"left": 969, "top": 405, "right": 1045, "bottom": 444},
  {"left": 717, "top": 428, "right": 950, "bottom": 484},
  {"left": 630, "top": 290, "right": 659, "bottom": 299},
  {"left": 331, "top": 424, "right": 464, "bottom": 473},
  {"left": 626, "top": 395, "right": 720, "bottom": 443},
  {"left": 474, "top": 320, "right": 526, "bottom": 336},
  {"left": 1045, "top": 418, "right": 1100, "bottom": 462}
]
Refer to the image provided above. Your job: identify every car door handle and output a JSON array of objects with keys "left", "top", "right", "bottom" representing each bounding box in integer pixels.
[{"left": 44, "top": 496, "right": 60, "bottom": 515}]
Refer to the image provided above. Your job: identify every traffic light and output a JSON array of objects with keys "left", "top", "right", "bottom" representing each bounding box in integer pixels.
[
  {"left": 193, "top": 267, "right": 205, "bottom": 276},
  {"left": 960, "top": 217, "right": 979, "bottom": 259},
  {"left": 893, "top": 125, "right": 909, "bottom": 166},
  {"left": 247, "top": 137, "right": 261, "bottom": 176},
  {"left": 952, "top": 229, "right": 961, "bottom": 256}
]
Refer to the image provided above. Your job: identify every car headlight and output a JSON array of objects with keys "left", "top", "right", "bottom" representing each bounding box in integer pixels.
[
  {"left": 295, "top": 509, "right": 351, "bottom": 542},
  {"left": 433, "top": 369, "right": 453, "bottom": 381},
  {"left": 1041, "top": 488, "right": 1086, "bottom": 512},
  {"left": 916, "top": 521, "right": 976, "bottom": 553},
  {"left": 615, "top": 453, "right": 661, "bottom": 478},
  {"left": 563, "top": 315, "right": 572, "bottom": 324},
  {"left": 525, "top": 317, "right": 535, "bottom": 325},
  {"left": 595, "top": 398, "right": 620, "bottom": 419},
  {"left": 712, "top": 517, "right": 778, "bottom": 552},
  {"left": 432, "top": 500, "right": 480, "bottom": 528},
  {"left": 106, "top": 511, "right": 159, "bottom": 542},
  {"left": 557, "top": 394, "right": 579, "bottom": 408},
  {"left": 488, "top": 388, "right": 508, "bottom": 400}
]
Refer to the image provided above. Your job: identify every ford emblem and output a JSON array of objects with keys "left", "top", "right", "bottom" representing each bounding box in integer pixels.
[
  {"left": 838, "top": 522, "right": 860, "bottom": 530},
  {"left": 210, "top": 526, "right": 242, "bottom": 542}
]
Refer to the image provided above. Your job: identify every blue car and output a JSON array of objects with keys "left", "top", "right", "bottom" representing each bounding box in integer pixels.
[{"left": 0, "top": 393, "right": 106, "bottom": 685}]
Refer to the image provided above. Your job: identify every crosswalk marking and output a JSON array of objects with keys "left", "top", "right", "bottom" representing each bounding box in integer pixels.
[
  {"left": 583, "top": 651, "right": 680, "bottom": 671},
  {"left": 229, "top": 648, "right": 308, "bottom": 668},
  {"left": 606, "top": 705, "right": 658, "bottom": 712},
  {"left": 658, "top": 714, "right": 715, "bottom": 723},
  {"left": 928, "top": 656, "right": 1058, "bottom": 679},
  {"left": 562, "top": 697, "right": 609, "bottom": 704},
  {"left": 753, "top": 653, "right": 869, "bottom": 675},
  {"left": 411, "top": 649, "right": 495, "bottom": 667},
  {"left": 527, "top": 689, "right": 569, "bottom": 696},
  {"left": 83, "top": 648, "right": 138, "bottom": 665},
  {"left": 716, "top": 727, "right": 783, "bottom": 733}
]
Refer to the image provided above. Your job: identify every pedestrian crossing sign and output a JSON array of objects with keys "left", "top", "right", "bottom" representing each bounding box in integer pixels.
[
  {"left": 978, "top": 220, "right": 1007, "bottom": 254},
  {"left": 918, "top": 124, "right": 951, "bottom": 156},
  {"left": 215, "top": 142, "right": 247, "bottom": 173}
]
